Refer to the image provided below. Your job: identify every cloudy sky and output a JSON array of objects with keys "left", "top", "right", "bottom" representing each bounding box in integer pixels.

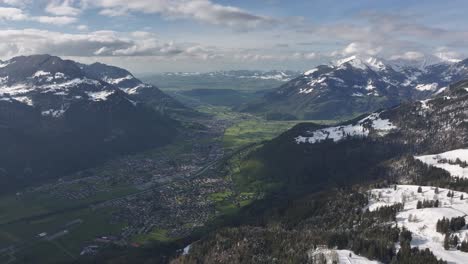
[{"left": 0, "top": 0, "right": 467, "bottom": 73}]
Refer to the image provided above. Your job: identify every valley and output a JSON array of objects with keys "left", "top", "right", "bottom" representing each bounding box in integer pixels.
[
  {"left": 2, "top": 1, "right": 468, "bottom": 263},
  {"left": 0, "top": 99, "right": 324, "bottom": 263}
]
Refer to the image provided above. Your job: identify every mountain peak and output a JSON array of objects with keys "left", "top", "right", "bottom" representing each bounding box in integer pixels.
[{"left": 333, "top": 55, "right": 387, "bottom": 71}]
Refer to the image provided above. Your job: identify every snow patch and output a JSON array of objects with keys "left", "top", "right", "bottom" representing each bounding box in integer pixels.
[
  {"left": 368, "top": 185, "right": 468, "bottom": 264},
  {"left": 415, "top": 149, "right": 468, "bottom": 178},
  {"left": 295, "top": 113, "right": 396, "bottom": 144},
  {"left": 104, "top": 75, "right": 134, "bottom": 85},
  {"left": 0, "top": 61, "right": 10, "bottom": 68},
  {"left": 304, "top": 68, "right": 318, "bottom": 76},
  {"left": 86, "top": 90, "right": 114, "bottom": 101},
  {"left": 33, "top": 71, "right": 51, "bottom": 78},
  {"left": 42, "top": 109, "right": 66, "bottom": 118},
  {"left": 14, "top": 96, "right": 33, "bottom": 106},
  {"left": 415, "top": 83, "right": 438, "bottom": 91}
]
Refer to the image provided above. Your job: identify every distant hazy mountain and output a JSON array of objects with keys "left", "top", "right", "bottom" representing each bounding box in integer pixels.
[
  {"left": 240, "top": 55, "right": 468, "bottom": 120},
  {"left": 141, "top": 70, "right": 300, "bottom": 91},
  {"left": 0, "top": 54, "right": 181, "bottom": 190}
]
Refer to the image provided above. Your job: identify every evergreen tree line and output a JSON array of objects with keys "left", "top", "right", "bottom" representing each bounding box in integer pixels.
[
  {"left": 436, "top": 216, "right": 466, "bottom": 234},
  {"left": 416, "top": 199, "right": 439, "bottom": 209}
]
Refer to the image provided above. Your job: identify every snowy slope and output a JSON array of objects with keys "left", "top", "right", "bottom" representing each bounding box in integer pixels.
[
  {"left": 295, "top": 112, "right": 396, "bottom": 144},
  {"left": 309, "top": 247, "right": 381, "bottom": 264},
  {"left": 415, "top": 149, "right": 468, "bottom": 178},
  {"left": 368, "top": 185, "right": 468, "bottom": 264},
  {"left": 337, "top": 250, "right": 381, "bottom": 264}
]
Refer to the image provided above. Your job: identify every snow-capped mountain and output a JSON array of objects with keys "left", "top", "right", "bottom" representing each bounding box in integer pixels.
[
  {"left": 0, "top": 55, "right": 181, "bottom": 190},
  {"left": 0, "top": 55, "right": 186, "bottom": 117},
  {"left": 241, "top": 55, "right": 468, "bottom": 120}
]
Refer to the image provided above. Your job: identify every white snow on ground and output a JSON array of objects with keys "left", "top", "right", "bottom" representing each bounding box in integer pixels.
[
  {"left": 420, "top": 99, "right": 431, "bottom": 109},
  {"left": 183, "top": 244, "right": 191, "bottom": 255},
  {"left": 14, "top": 96, "right": 33, "bottom": 106},
  {"left": 335, "top": 55, "right": 368, "bottom": 70},
  {"left": 435, "top": 86, "right": 447, "bottom": 95},
  {"left": 337, "top": 250, "right": 381, "bottom": 264},
  {"left": 0, "top": 78, "right": 101, "bottom": 97},
  {"left": 54, "top": 72, "right": 66, "bottom": 79},
  {"left": 368, "top": 185, "right": 468, "bottom": 264},
  {"left": 415, "top": 83, "right": 438, "bottom": 91},
  {"left": 415, "top": 149, "right": 468, "bottom": 178},
  {"left": 33, "top": 71, "right": 51, "bottom": 78},
  {"left": 86, "top": 90, "right": 114, "bottom": 101},
  {"left": 365, "top": 57, "right": 386, "bottom": 71},
  {"left": 308, "top": 247, "right": 380, "bottom": 263},
  {"left": 122, "top": 84, "right": 146, "bottom": 94},
  {"left": 366, "top": 80, "right": 376, "bottom": 91},
  {"left": 299, "top": 87, "right": 314, "bottom": 94},
  {"left": 295, "top": 113, "right": 396, "bottom": 144},
  {"left": 41, "top": 109, "right": 66, "bottom": 118},
  {"left": 0, "top": 83, "right": 32, "bottom": 96},
  {"left": 104, "top": 75, "right": 134, "bottom": 85},
  {"left": 304, "top": 68, "right": 318, "bottom": 76},
  {"left": 0, "top": 61, "right": 10, "bottom": 68}
]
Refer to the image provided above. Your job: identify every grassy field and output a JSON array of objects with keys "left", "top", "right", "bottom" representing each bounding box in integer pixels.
[
  {"left": 223, "top": 119, "right": 335, "bottom": 151},
  {"left": 133, "top": 228, "right": 173, "bottom": 244},
  {"left": 7, "top": 207, "right": 125, "bottom": 263},
  {"left": 194, "top": 105, "right": 336, "bottom": 152}
]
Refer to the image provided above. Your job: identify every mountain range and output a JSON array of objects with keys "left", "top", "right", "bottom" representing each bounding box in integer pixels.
[
  {"left": 0, "top": 55, "right": 185, "bottom": 191},
  {"left": 171, "top": 79, "right": 468, "bottom": 264},
  {"left": 141, "top": 70, "right": 300, "bottom": 92},
  {"left": 241, "top": 55, "right": 468, "bottom": 120}
]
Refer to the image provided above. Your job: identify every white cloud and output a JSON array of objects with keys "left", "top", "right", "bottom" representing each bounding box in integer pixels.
[
  {"left": 46, "top": 0, "right": 82, "bottom": 16},
  {"left": 331, "top": 42, "right": 383, "bottom": 57},
  {"left": 434, "top": 47, "right": 462, "bottom": 63},
  {"left": 0, "top": 29, "right": 188, "bottom": 58},
  {"left": 82, "top": 0, "right": 277, "bottom": 30},
  {"left": 34, "top": 15, "right": 77, "bottom": 25},
  {"left": 0, "top": 6, "right": 77, "bottom": 25},
  {"left": 389, "top": 51, "right": 425, "bottom": 61},
  {"left": 0, "top": 7, "right": 27, "bottom": 21},
  {"left": 77, "top": 24, "right": 88, "bottom": 31},
  {"left": 0, "top": 0, "right": 30, "bottom": 7}
]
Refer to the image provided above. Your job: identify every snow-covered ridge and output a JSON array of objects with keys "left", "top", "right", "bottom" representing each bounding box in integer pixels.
[
  {"left": 304, "top": 68, "right": 318, "bottom": 76},
  {"left": 415, "top": 149, "right": 468, "bottom": 178},
  {"left": 368, "top": 185, "right": 468, "bottom": 264},
  {"left": 0, "top": 61, "right": 10, "bottom": 68},
  {"left": 295, "top": 112, "right": 397, "bottom": 144},
  {"left": 104, "top": 75, "right": 134, "bottom": 85},
  {"left": 86, "top": 90, "right": 115, "bottom": 101},
  {"left": 415, "top": 83, "right": 439, "bottom": 91},
  {"left": 42, "top": 108, "right": 66, "bottom": 118},
  {"left": 333, "top": 55, "right": 388, "bottom": 71},
  {"left": 0, "top": 78, "right": 108, "bottom": 109}
]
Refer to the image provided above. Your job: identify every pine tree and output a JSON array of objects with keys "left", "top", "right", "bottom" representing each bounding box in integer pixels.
[
  {"left": 418, "top": 186, "right": 423, "bottom": 193},
  {"left": 435, "top": 199, "right": 439, "bottom": 207},
  {"left": 452, "top": 235, "right": 459, "bottom": 247},
  {"left": 444, "top": 234, "right": 450, "bottom": 250},
  {"left": 416, "top": 200, "right": 422, "bottom": 209},
  {"left": 461, "top": 239, "right": 468, "bottom": 252},
  {"left": 461, "top": 194, "right": 464, "bottom": 200},
  {"left": 447, "top": 191, "right": 452, "bottom": 197},
  {"left": 435, "top": 187, "right": 439, "bottom": 194}
]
